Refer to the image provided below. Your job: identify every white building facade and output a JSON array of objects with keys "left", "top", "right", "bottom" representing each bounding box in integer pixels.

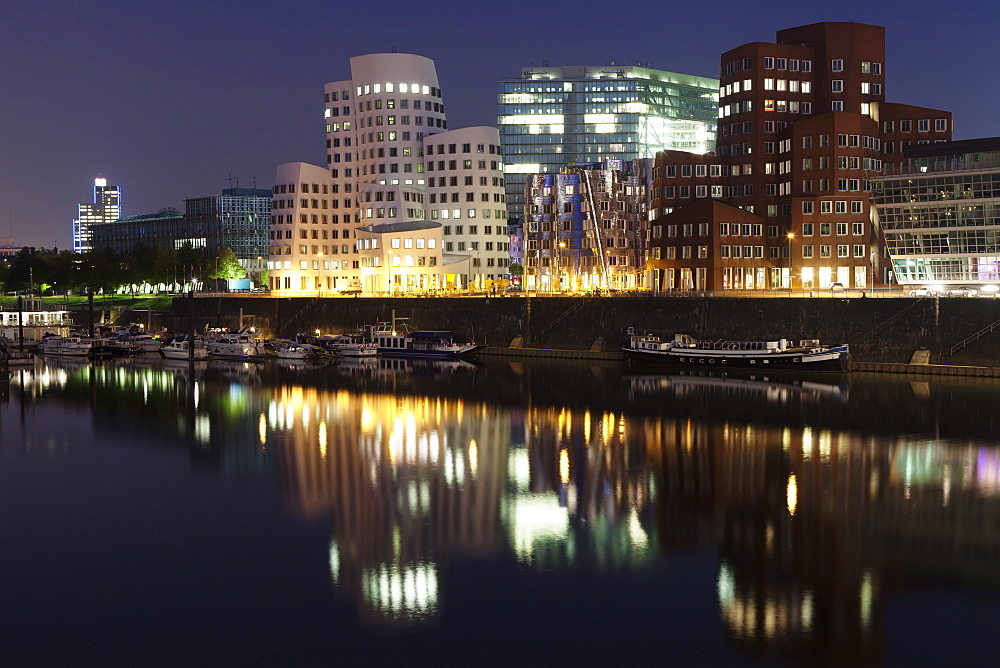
[{"left": 268, "top": 53, "right": 509, "bottom": 294}]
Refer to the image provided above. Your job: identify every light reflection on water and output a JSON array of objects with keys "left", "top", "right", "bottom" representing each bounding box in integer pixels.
[{"left": 4, "top": 356, "right": 1000, "bottom": 663}]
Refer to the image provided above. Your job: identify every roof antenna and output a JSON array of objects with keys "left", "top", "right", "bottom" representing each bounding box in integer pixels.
[{"left": 227, "top": 173, "right": 233, "bottom": 188}]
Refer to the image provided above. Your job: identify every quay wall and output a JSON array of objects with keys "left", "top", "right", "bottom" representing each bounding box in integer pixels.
[{"left": 161, "top": 295, "right": 1000, "bottom": 365}]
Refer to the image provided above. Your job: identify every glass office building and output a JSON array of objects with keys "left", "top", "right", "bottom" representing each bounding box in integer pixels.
[
  {"left": 871, "top": 138, "right": 1000, "bottom": 287},
  {"left": 73, "top": 177, "right": 121, "bottom": 254},
  {"left": 498, "top": 64, "right": 718, "bottom": 224}
]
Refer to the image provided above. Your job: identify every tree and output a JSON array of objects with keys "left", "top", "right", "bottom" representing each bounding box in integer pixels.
[
  {"left": 508, "top": 262, "right": 524, "bottom": 278},
  {"left": 208, "top": 247, "right": 245, "bottom": 280}
]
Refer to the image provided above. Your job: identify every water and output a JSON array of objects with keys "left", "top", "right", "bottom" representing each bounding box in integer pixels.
[{"left": 2, "top": 356, "right": 999, "bottom": 665}]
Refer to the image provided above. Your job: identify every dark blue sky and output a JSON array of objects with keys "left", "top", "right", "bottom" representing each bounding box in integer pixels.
[{"left": 1, "top": 0, "right": 993, "bottom": 249}]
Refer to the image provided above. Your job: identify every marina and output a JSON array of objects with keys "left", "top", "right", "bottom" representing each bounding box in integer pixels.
[{"left": 3, "top": 355, "right": 1000, "bottom": 665}]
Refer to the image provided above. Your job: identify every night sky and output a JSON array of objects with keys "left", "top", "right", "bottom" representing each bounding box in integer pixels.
[{"left": 1, "top": 0, "right": 993, "bottom": 249}]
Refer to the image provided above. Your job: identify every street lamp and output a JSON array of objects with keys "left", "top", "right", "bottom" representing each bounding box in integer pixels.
[
  {"left": 317, "top": 253, "right": 323, "bottom": 296},
  {"left": 387, "top": 249, "right": 393, "bottom": 295},
  {"left": 786, "top": 232, "right": 795, "bottom": 296},
  {"left": 557, "top": 241, "right": 566, "bottom": 294}
]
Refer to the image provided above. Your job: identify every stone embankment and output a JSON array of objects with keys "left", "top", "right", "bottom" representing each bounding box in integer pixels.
[{"left": 158, "top": 294, "right": 1000, "bottom": 373}]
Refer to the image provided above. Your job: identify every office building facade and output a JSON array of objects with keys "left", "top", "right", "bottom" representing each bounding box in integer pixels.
[
  {"left": 522, "top": 161, "right": 647, "bottom": 292},
  {"left": 870, "top": 137, "right": 1000, "bottom": 289},
  {"left": 268, "top": 53, "right": 510, "bottom": 295},
  {"left": 647, "top": 22, "right": 952, "bottom": 292},
  {"left": 90, "top": 188, "right": 271, "bottom": 272},
  {"left": 498, "top": 64, "right": 718, "bottom": 226},
  {"left": 73, "top": 177, "right": 121, "bottom": 254}
]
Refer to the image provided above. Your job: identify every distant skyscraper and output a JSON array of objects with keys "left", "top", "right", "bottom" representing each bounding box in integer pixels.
[
  {"left": 73, "top": 177, "right": 121, "bottom": 253},
  {"left": 497, "top": 64, "right": 719, "bottom": 224}
]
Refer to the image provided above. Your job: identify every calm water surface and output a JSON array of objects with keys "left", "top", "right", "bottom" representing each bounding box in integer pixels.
[{"left": 2, "top": 356, "right": 999, "bottom": 665}]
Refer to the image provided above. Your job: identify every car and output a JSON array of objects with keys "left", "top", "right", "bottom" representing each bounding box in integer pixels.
[
  {"left": 830, "top": 282, "right": 845, "bottom": 292},
  {"left": 505, "top": 285, "right": 523, "bottom": 292},
  {"left": 908, "top": 287, "right": 938, "bottom": 297},
  {"left": 946, "top": 287, "right": 978, "bottom": 297}
]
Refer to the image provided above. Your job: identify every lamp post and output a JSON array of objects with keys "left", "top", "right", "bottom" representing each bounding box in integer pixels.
[
  {"left": 317, "top": 253, "right": 323, "bottom": 296},
  {"left": 557, "top": 241, "right": 566, "bottom": 294},
  {"left": 786, "top": 232, "right": 795, "bottom": 296},
  {"left": 387, "top": 249, "right": 393, "bottom": 296}
]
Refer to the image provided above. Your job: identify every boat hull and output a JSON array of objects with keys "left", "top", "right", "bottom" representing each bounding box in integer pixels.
[
  {"left": 624, "top": 345, "right": 849, "bottom": 372},
  {"left": 378, "top": 345, "right": 481, "bottom": 360}
]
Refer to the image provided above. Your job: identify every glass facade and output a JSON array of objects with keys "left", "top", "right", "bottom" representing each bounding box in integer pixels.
[
  {"left": 91, "top": 188, "right": 271, "bottom": 265},
  {"left": 73, "top": 179, "right": 121, "bottom": 254},
  {"left": 871, "top": 142, "right": 1000, "bottom": 285},
  {"left": 498, "top": 65, "right": 718, "bottom": 224}
]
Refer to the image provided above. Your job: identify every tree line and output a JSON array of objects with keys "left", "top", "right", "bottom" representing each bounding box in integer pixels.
[{"left": 0, "top": 245, "right": 251, "bottom": 295}]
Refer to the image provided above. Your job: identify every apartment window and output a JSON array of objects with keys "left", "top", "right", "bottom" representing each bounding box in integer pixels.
[
  {"left": 776, "top": 58, "right": 786, "bottom": 70},
  {"left": 837, "top": 245, "right": 849, "bottom": 258},
  {"left": 853, "top": 223, "right": 865, "bottom": 236},
  {"left": 802, "top": 201, "right": 814, "bottom": 214},
  {"left": 819, "top": 134, "right": 830, "bottom": 148},
  {"left": 935, "top": 118, "right": 948, "bottom": 132},
  {"left": 900, "top": 120, "right": 912, "bottom": 132},
  {"left": 835, "top": 201, "right": 847, "bottom": 214},
  {"left": 802, "top": 223, "right": 814, "bottom": 236},
  {"left": 802, "top": 245, "right": 814, "bottom": 258},
  {"left": 820, "top": 245, "right": 831, "bottom": 258},
  {"left": 873, "top": 62, "right": 882, "bottom": 75},
  {"left": 854, "top": 244, "right": 866, "bottom": 258},
  {"left": 832, "top": 59, "right": 843, "bottom": 71},
  {"left": 918, "top": 119, "right": 930, "bottom": 132},
  {"left": 836, "top": 223, "right": 848, "bottom": 236},
  {"left": 851, "top": 201, "right": 863, "bottom": 214},
  {"left": 820, "top": 223, "right": 831, "bottom": 236},
  {"left": 831, "top": 80, "right": 843, "bottom": 93},
  {"left": 801, "top": 60, "right": 812, "bottom": 72},
  {"left": 832, "top": 101, "right": 843, "bottom": 111},
  {"left": 764, "top": 57, "right": 774, "bottom": 69}
]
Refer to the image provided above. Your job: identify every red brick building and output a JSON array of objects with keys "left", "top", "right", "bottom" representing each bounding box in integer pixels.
[{"left": 647, "top": 22, "right": 952, "bottom": 292}]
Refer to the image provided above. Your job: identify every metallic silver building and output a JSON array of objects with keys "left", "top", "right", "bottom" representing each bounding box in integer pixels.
[{"left": 498, "top": 63, "right": 718, "bottom": 225}]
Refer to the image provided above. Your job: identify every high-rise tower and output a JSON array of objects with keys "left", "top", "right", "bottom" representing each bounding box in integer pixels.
[{"left": 73, "top": 177, "right": 121, "bottom": 253}]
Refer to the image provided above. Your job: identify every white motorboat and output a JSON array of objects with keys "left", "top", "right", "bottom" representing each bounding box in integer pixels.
[
  {"left": 330, "top": 333, "right": 378, "bottom": 357},
  {"left": 112, "top": 330, "right": 163, "bottom": 353},
  {"left": 161, "top": 335, "right": 209, "bottom": 360},
  {"left": 205, "top": 328, "right": 266, "bottom": 359},
  {"left": 274, "top": 343, "right": 314, "bottom": 360},
  {"left": 38, "top": 334, "right": 92, "bottom": 357}
]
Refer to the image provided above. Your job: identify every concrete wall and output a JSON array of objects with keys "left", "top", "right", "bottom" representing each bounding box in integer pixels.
[{"left": 164, "top": 295, "right": 1000, "bottom": 364}]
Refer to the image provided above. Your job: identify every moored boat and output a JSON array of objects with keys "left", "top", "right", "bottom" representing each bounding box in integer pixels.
[
  {"left": 329, "top": 333, "right": 378, "bottom": 357},
  {"left": 622, "top": 331, "right": 849, "bottom": 372},
  {"left": 374, "top": 329, "right": 480, "bottom": 359},
  {"left": 205, "top": 328, "right": 266, "bottom": 359},
  {"left": 161, "top": 335, "right": 209, "bottom": 360},
  {"left": 274, "top": 343, "right": 314, "bottom": 360},
  {"left": 38, "top": 334, "right": 92, "bottom": 357}
]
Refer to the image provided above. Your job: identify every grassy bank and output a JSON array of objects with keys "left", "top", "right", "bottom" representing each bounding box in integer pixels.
[{"left": 0, "top": 295, "right": 174, "bottom": 310}]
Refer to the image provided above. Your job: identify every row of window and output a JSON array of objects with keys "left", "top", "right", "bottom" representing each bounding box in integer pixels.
[
  {"left": 430, "top": 208, "right": 507, "bottom": 220},
  {"left": 721, "top": 57, "right": 815, "bottom": 76},
  {"left": 430, "top": 176, "right": 504, "bottom": 188},
  {"left": 799, "top": 244, "right": 867, "bottom": 258},
  {"left": 442, "top": 225, "right": 509, "bottom": 236},
  {"left": 427, "top": 160, "right": 502, "bottom": 171},
  {"left": 353, "top": 82, "right": 441, "bottom": 97},
  {"left": 801, "top": 222, "right": 867, "bottom": 236},
  {"left": 427, "top": 143, "right": 500, "bottom": 155},
  {"left": 720, "top": 99, "right": 814, "bottom": 117},
  {"left": 431, "top": 192, "right": 501, "bottom": 203},
  {"left": 802, "top": 200, "right": 866, "bottom": 215},
  {"left": 884, "top": 119, "right": 949, "bottom": 133}
]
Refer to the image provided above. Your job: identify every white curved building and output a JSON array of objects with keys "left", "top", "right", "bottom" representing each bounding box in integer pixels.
[{"left": 268, "top": 53, "right": 509, "bottom": 294}]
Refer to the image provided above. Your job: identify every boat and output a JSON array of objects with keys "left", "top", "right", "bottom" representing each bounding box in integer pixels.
[
  {"left": 111, "top": 329, "right": 163, "bottom": 353},
  {"left": 373, "top": 329, "right": 480, "bottom": 359},
  {"left": 274, "top": 342, "right": 314, "bottom": 360},
  {"left": 205, "top": 327, "right": 266, "bottom": 359},
  {"left": 0, "top": 337, "right": 34, "bottom": 367},
  {"left": 37, "top": 334, "right": 92, "bottom": 357},
  {"left": 329, "top": 332, "right": 378, "bottom": 357},
  {"left": 161, "top": 335, "right": 209, "bottom": 360},
  {"left": 622, "top": 331, "right": 849, "bottom": 372}
]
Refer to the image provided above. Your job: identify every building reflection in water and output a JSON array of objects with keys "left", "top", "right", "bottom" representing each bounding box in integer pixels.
[{"left": 14, "top": 359, "right": 1000, "bottom": 661}]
